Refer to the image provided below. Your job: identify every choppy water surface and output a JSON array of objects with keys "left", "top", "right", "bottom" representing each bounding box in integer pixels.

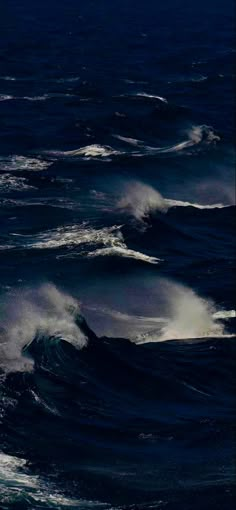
[{"left": 0, "top": 1, "right": 235, "bottom": 508}]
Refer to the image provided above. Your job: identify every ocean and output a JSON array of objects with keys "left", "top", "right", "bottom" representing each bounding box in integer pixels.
[{"left": 0, "top": 0, "right": 235, "bottom": 508}]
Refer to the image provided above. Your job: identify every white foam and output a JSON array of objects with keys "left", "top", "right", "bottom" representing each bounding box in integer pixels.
[
  {"left": 113, "top": 134, "right": 143, "bottom": 146},
  {"left": 0, "top": 94, "right": 14, "bottom": 101},
  {"left": 0, "top": 155, "right": 52, "bottom": 172},
  {"left": 0, "top": 452, "right": 105, "bottom": 508},
  {"left": 18, "top": 223, "right": 124, "bottom": 250},
  {"left": 144, "top": 125, "right": 220, "bottom": 155},
  {"left": 165, "top": 199, "right": 226, "bottom": 209},
  {"left": 87, "top": 246, "right": 161, "bottom": 264},
  {"left": 213, "top": 310, "right": 236, "bottom": 319},
  {"left": 113, "top": 125, "right": 220, "bottom": 159},
  {"left": 62, "top": 144, "right": 122, "bottom": 158},
  {"left": 15, "top": 223, "right": 159, "bottom": 265},
  {"left": 0, "top": 174, "right": 35, "bottom": 192},
  {"left": 136, "top": 92, "right": 168, "bottom": 102},
  {"left": 22, "top": 95, "right": 49, "bottom": 101}
]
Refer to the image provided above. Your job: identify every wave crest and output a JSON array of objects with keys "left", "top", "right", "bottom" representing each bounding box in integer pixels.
[{"left": 0, "top": 285, "right": 87, "bottom": 373}]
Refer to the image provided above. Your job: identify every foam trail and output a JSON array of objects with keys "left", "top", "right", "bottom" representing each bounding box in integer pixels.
[{"left": 0, "top": 285, "right": 87, "bottom": 373}]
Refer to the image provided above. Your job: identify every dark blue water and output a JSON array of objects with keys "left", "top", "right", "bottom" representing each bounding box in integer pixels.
[{"left": 0, "top": 1, "right": 235, "bottom": 508}]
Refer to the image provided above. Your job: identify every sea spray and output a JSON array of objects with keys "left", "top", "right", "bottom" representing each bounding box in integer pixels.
[
  {"left": 0, "top": 284, "right": 87, "bottom": 372},
  {"left": 117, "top": 181, "right": 168, "bottom": 221},
  {"left": 159, "top": 281, "right": 225, "bottom": 341}
]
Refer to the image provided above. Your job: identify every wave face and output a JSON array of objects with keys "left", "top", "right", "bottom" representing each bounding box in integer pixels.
[{"left": 0, "top": 0, "right": 235, "bottom": 509}]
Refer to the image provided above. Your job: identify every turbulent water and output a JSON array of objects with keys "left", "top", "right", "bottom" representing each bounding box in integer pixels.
[{"left": 0, "top": 1, "right": 235, "bottom": 508}]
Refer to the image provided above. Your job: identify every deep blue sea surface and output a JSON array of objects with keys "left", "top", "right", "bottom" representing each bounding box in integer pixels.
[{"left": 0, "top": 1, "right": 235, "bottom": 508}]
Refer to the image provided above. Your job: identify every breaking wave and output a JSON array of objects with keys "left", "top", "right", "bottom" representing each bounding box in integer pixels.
[
  {"left": 116, "top": 181, "right": 226, "bottom": 222},
  {"left": 0, "top": 285, "right": 87, "bottom": 372}
]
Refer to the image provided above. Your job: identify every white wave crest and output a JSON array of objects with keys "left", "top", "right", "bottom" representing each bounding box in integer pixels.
[
  {"left": 16, "top": 223, "right": 123, "bottom": 251},
  {"left": 0, "top": 285, "right": 87, "bottom": 372},
  {"left": 87, "top": 246, "right": 161, "bottom": 264},
  {"left": 135, "top": 92, "right": 168, "bottom": 102},
  {"left": 11, "top": 223, "right": 160, "bottom": 265},
  {"left": 115, "top": 181, "right": 228, "bottom": 221},
  {"left": 144, "top": 125, "right": 220, "bottom": 155},
  {"left": 49, "top": 125, "right": 219, "bottom": 161},
  {"left": 117, "top": 182, "right": 168, "bottom": 220},
  {"left": 165, "top": 199, "right": 226, "bottom": 209},
  {"left": 62, "top": 144, "right": 122, "bottom": 159}
]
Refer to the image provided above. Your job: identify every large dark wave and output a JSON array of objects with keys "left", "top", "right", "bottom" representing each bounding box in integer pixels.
[{"left": 1, "top": 306, "right": 235, "bottom": 508}]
